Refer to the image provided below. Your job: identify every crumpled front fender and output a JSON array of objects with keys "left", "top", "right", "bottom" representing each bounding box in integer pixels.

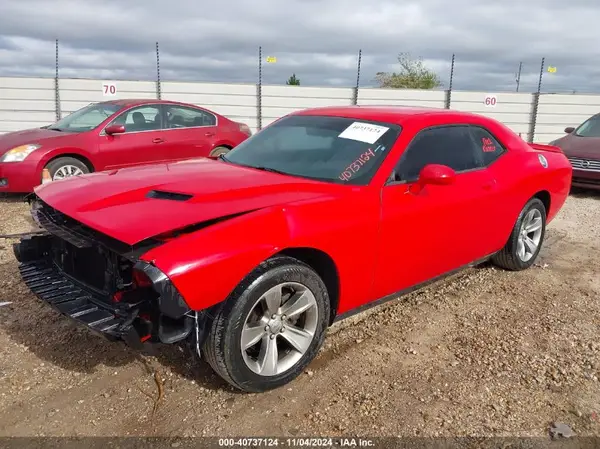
[{"left": 140, "top": 206, "right": 291, "bottom": 312}]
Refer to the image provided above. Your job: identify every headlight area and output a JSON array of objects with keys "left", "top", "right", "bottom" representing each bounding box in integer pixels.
[
  {"left": 132, "top": 260, "right": 197, "bottom": 345},
  {"left": 0, "top": 144, "right": 41, "bottom": 163}
]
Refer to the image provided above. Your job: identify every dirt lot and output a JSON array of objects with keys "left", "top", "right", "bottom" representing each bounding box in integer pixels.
[{"left": 0, "top": 190, "right": 599, "bottom": 439}]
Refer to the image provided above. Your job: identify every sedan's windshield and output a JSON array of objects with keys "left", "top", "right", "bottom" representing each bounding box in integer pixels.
[
  {"left": 48, "top": 103, "right": 124, "bottom": 133},
  {"left": 223, "top": 115, "right": 402, "bottom": 185},
  {"left": 574, "top": 114, "right": 600, "bottom": 137}
]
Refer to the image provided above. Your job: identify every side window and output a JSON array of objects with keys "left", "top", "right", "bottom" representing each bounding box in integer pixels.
[
  {"left": 396, "top": 126, "right": 482, "bottom": 182},
  {"left": 165, "top": 106, "right": 216, "bottom": 129},
  {"left": 109, "top": 105, "right": 162, "bottom": 133},
  {"left": 468, "top": 126, "right": 505, "bottom": 166}
]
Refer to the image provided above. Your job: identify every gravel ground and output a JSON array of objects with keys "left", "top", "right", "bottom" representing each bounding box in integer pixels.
[{"left": 0, "top": 190, "right": 599, "bottom": 438}]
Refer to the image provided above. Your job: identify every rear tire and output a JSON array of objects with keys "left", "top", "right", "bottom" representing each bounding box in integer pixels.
[
  {"left": 45, "top": 157, "right": 90, "bottom": 181},
  {"left": 209, "top": 146, "right": 231, "bottom": 157},
  {"left": 202, "top": 256, "right": 330, "bottom": 393},
  {"left": 492, "top": 198, "right": 546, "bottom": 271}
]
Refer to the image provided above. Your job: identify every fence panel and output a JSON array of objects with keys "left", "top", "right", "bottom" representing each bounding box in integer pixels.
[
  {"left": 59, "top": 78, "right": 157, "bottom": 117},
  {"left": 161, "top": 81, "right": 258, "bottom": 132},
  {"left": 450, "top": 91, "right": 533, "bottom": 138},
  {"left": 357, "top": 88, "right": 445, "bottom": 108},
  {"left": 0, "top": 77, "right": 56, "bottom": 134},
  {"left": 261, "top": 85, "right": 354, "bottom": 128},
  {"left": 535, "top": 93, "right": 600, "bottom": 143}
]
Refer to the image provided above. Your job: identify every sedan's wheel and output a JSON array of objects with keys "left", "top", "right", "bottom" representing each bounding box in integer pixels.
[
  {"left": 45, "top": 157, "right": 90, "bottom": 182},
  {"left": 209, "top": 146, "right": 230, "bottom": 157},
  {"left": 492, "top": 197, "right": 546, "bottom": 271},
  {"left": 202, "top": 256, "right": 329, "bottom": 392}
]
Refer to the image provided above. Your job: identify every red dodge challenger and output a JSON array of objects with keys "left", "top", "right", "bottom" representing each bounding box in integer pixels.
[
  {"left": 13, "top": 106, "right": 572, "bottom": 392},
  {"left": 0, "top": 99, "right": 251, "bottom": 192}
]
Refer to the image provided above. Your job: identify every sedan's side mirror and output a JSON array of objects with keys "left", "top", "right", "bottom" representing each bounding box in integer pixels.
[
  {"left": 564, "top": 127, "right": 575, "bottom": 134},
  {"left": 418, "top": 164, "right": 456, "bottom": 186},
  {"left": 105, "top": 124, "right": 126, "bottom": 135}
]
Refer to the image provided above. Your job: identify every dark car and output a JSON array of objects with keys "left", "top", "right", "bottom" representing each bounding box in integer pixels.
[
  {"left": 549, "top": 114, "right": 600, "bottom": 190},
  {"left": 0, "top": 99, "right": 252, "bottom": 193}
]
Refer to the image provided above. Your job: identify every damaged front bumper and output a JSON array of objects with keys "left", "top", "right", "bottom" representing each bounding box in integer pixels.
[
  {"left": 12, "top": 198, "right": 212, "bottom": 350},
  {"left": 18, "top": 258, "right": 151, "bottom": 349}
]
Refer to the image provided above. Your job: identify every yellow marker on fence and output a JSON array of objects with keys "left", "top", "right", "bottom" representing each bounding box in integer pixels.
[
  {"left": 266, "top": 56, "right": 277, "bottom": 63},
  {"left": 547, "top": 66, "right": 557, "bottom": 73}
]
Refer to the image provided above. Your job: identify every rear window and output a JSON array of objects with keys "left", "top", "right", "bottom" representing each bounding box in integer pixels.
[{"left": 224, "top": 115, "right": 402, "bottom": 185}]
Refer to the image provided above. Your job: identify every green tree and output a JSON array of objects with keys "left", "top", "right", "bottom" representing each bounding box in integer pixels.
[
  {"left": 375, "top": 52, "right": 442, "bottom": 89},
  {"left": 286, "top": 73, "right": 300, "bottom": 85}
]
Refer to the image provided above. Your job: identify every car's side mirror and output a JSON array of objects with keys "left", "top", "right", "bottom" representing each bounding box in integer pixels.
[
  {"left": 105, "top": 124, "right": 126, "bottom": 135},
  {"left": 405, "top": 164, "right": 455, "bottom": 194},
  {"left": 418, "top": 164, "right": 456, "bottom": 186},
  {"left": 564, "top": 127, "right": 575, "bottom": 134}
]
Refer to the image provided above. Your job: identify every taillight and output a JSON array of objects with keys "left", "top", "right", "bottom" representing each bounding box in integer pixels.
[{"left": 238, "top": 122, "right": 252, "bottom": 136}]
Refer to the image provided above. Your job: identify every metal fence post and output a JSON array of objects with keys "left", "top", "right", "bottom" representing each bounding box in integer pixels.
[
  {"left": 515, "top": 62, "right": 522, "bottom": 92},
  {"left": 54, "top": 39, "right": 61, "bottom": 121},
  {"left": 257, "top": 46, "right": 262, "bottom": 131},
  {"left": 155, "top": 42, "right": 161, "bottom": 100},
  {"left": 445, "top": 53, "right": 455, "bottom": 109},
  {"left": 528, "top": 57, "right": 545, "bottom": 143},
  {"left": 352, "top": 49, "right": 362, "bottom": 105}
]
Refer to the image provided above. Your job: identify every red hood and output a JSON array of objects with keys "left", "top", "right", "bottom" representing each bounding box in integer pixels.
[
  {"left": 554, "top": 134, "right": 600, "bottom": 159},
  {"left": 0, "top": 127, "right": 82, "bottom": 155},
  {"left": 34, "top": 158, "right": 340, "bottom": 246}
]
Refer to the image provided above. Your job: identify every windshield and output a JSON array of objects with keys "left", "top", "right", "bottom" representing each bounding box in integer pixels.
[
  {"left": 49, "top": 103, "right": 124, "bottom": 132},
  {"left": 574, "top": 115, "right": 600, "bottom": 137},
  {"left": 223, "top": 115, "right": 402, "bottom": 185}
]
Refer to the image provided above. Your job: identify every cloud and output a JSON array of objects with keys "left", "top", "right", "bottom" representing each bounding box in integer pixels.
[{"left": 0, "top": 0, "right": 598, "bottom": 92}]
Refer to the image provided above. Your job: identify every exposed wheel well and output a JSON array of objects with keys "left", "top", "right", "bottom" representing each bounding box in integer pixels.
[
  {"left": 45, "top": 153, "right": 95, "bottom": 172},
  {"left": 533, "top": 190, "right": 551, "bottom": 217},
  {"left": 277, "top": 247, "right": 340, "bottom": 325}
]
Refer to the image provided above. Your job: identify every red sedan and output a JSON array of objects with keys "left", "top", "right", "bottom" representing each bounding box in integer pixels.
[
  {"left": 14, "top": 106, "right": 571, "bottom": 392},
  {"left": 0, "top": 99, "right": 251, "bottom": 192}
]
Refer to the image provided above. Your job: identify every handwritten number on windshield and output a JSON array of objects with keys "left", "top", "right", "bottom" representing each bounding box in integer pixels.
[{"left": 338, "top": 148, "right": 376, "bottom": 181}]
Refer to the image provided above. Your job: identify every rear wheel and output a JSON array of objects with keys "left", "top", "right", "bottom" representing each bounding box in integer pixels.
[
  {"left": 492, "top": 198, "right": 546, "bottom": 271},
  {"left": 45, "top": 157, "right": 90, "bottom": 181},
  {"left": 209, "top": 146, "right": 231, "bottom": 157},
  {"left": 202, "top": 256, "right": 330, "bottom": 392}
]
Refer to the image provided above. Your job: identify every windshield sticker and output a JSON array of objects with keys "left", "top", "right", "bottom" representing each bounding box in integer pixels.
[
  {"left": 338, "top": 148, "right": 375, "bottom": 181},
  {"left": 338, "top": 122, "right": 389, "bottom": 144},
  {"left": 482, "top": 137, "right": 496, "bottom": 152}
]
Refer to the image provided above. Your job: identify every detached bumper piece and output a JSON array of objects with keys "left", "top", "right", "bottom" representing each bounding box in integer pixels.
[{"left": 18, "top": 261, "right": 150, "bottom": 348}]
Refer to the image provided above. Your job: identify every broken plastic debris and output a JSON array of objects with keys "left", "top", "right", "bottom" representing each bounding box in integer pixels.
[{"left": 549, "top": 422, "right": 575, "bottom": 439}]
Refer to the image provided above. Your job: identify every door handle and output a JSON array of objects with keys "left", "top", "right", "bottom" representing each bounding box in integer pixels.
[
  {"left": 205, "top": 132, "right": 216, "bottom": 137},
  {"left": 152, "top": 138, "right": 165, "bottom": 144}
]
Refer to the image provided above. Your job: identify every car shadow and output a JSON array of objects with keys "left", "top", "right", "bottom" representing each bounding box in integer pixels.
[
  {"left": 0, "top": 266, "right": 230, "bottom": 392},
  {"left": 0, "top": 192, "right": 29, "bottom": 203},
  {"left": 569, "top": 186, "right": 600, "bottom": 198}
]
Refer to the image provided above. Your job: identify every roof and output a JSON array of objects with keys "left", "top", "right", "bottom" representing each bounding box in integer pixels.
[
  {"left": 293, "top": 105, "right": 480, "bottom": 125},
  {"left": 99, "top": 99, "right": 188, "bottom": 107}
]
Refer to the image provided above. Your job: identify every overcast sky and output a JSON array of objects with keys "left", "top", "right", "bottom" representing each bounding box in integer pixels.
[{"left": 1, "top": 0, "right": 599, "bottom": 93}]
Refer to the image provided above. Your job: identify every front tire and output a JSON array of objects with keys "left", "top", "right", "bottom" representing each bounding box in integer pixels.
[
  {"left": 492, "top": 197, "right": 546, "bottom": 271},
  {"left": 45, "top": 157, "right": 90, "bottom": 181},
  {"left": 202, "top": 256, "right": 330, "bottom": 392},
  {"left": 209, "top": 146, "right": 230, "bottom": 157}
]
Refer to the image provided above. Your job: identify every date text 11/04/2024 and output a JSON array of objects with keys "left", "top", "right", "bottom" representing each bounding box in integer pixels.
[{"left": 218, "top": 437, "right": 376, "bottom": 447}]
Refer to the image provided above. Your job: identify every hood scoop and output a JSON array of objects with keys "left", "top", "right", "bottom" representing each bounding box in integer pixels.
[{"left": 146, "top": 190, "right": 193, "bottom": 202}]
